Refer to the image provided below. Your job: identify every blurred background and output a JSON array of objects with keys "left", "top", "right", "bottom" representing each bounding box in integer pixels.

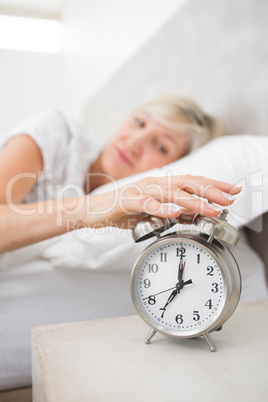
[
  {"left": 0, "top": 0, "right": 188, "bottom": 132},
  {"left": 0, "top": 0, "right": 267, "bottom": 139}
]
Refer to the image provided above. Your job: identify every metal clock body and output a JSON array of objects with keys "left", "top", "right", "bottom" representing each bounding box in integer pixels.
[{"left": 131, "top": 211, "right": 241, "bottom": 352}]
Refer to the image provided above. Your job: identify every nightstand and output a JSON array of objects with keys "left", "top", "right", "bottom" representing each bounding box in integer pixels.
[{"left": 32, "top": 301, "right": 268, "bottom": 402}]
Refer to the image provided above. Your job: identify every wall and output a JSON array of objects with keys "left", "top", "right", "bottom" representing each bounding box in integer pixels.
[
  {"left": 0, "top": 0, "right": 189, "bottom": 133},
  {"left": 60, "top": 0, "right": 189, "bottom": 121},
  {"left": 0, "top": 49, "right": 60, "bottom": 133},
  {"left": 2, "top": 0, "right": 266, "bottom": 139},
  {"left": 83, "top": 0, "right": 268, "bottom": 141}
]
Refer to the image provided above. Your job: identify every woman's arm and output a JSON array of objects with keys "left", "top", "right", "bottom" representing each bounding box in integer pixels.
[
  {"left": 0, "top": 135, "right": 43, "bottom": 203},
  {"left": 0, "top": 197, "right": 83, "bottom": 252},
  {"left": 0, "top": 136, "right": 240, "bottom": 253}
]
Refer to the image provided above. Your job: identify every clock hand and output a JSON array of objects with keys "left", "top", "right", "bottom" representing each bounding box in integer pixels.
[
  {"left": 159, "top": 288, "right": 178, "bottom": 318},
  {"left": 143, "top": 286, "right": 176, "bottom": 300},
  {"left": 180, "top": 279, "right": 192, "bottom": 288},
  {"left": 178, "top": 255, "right": 184, "bottom": 282},
  {"left": 143, "top": 279, "right": 193, "bottom": 301},
  {"left": 178, "top": 256, "right": 185, "bottom": 283},
  {"left": 159, "top": 279, "right": 193, "bottom": 318}
]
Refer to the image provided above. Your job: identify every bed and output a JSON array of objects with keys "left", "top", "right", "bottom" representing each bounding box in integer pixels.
[{"left": 0, "top": 0, "right": 268, "bottom": 392}]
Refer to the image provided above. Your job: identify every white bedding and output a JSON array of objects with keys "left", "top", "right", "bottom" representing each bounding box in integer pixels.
[
  {"left": 0, "top": 259, "right": 136, "bottom": 391},
  {"left": 0, "top": 134, "right": 268, "bottom": 390}
]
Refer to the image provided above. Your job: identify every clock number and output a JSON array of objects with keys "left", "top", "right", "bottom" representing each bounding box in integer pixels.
[
  {"left": 197, "top": 253, "right": 201, "bottom": 264},
  {"left": 205, "top": 299, "right": 213, "bottom": 309},
  {"left": 207, "top": 266, "right": 214, "bottom": 276},
  {"left": 143, "top": 279, "right": 151, "bottom": 288},
  {"left": 176, "top": 247, "right": 186, "bottom": 258},
  {"left": 175, "top": 314, "right": 183, "bottom": 324},
  {"left": 148, "top": 296, "right": 156, "bottom": 305},
  {"left": 193, "top": 311, "right": 200, "bottom": 321},
  {"left": 160, "top": 253, "right": 167, "bottom": 262},
  {"left": 211, "top": 283, "right": 219, "bottom": 293},
  {"left": 148, "top": 263, "right": 159, "bottom": 273}
]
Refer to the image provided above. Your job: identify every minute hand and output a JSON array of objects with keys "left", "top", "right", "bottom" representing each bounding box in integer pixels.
[{"left": 178, "top": 254, "right": 185, "bottom": 282}]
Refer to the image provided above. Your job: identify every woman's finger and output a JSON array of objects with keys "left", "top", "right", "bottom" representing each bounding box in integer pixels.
[
  {"left": 175, "top": 175, "right": 241, "bottom": 195},
  {"left": 138, "top": 175, "right": 241, "bottom": 200},
  {"left": 127, "top": 176, "right": 240, "bottom": 214},
  {"left": 175, "top": 175, "right": 241, "bottom": 204}
]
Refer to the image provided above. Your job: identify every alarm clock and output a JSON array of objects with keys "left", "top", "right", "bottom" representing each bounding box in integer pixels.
[{"left": 130, "top": 209, "right": 241, "bottom": 352}]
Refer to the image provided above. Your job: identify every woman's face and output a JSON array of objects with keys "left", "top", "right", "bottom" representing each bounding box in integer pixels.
[{"left": 98, "top": 112, "right": 190, "bottom": 180}]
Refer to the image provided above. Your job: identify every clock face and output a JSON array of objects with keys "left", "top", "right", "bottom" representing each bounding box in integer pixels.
[{"left": 132, "top": 236, "right": 227, "bottom": 337}]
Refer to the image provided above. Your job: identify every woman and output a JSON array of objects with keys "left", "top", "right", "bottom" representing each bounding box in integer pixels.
[{"left": 0, "top": 95, "right": 240, "bottom": 254}]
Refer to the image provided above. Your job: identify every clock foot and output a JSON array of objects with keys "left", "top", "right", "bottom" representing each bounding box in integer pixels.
[
  {"left": 144, "top": 328, "right": 157, "bottom": 344},
  {"left": 203, "top": 332, "right": 216, "bottom": 352}
]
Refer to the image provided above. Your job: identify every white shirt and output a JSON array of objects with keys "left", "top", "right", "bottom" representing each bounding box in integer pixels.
[{"left": 0, "top": 110, "right": 101, "bottom": 202}]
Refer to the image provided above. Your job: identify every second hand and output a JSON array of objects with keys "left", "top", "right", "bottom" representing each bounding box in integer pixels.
[
  {"left": 143, "top": 280, "right": 192, "bottom": 301},
  {"left": 143, "top": 286, "right": 176, "bottom": 300}
]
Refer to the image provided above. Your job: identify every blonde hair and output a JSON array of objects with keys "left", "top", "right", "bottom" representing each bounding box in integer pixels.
[{"left": 136, "top": 95, "right": 225, "bottom": 153}]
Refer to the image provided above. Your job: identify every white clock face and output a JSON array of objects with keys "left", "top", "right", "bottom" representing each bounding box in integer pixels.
[{"left": 132, "top": 237, "right": 226, "bottom": 336}]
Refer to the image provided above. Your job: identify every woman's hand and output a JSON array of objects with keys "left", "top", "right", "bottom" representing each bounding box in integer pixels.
[
  {"left": 81, "top": 175, "right": 241, "bottom": 229},
  {"left": 0, "top": 174, "right": 241, "bottom": 253}
]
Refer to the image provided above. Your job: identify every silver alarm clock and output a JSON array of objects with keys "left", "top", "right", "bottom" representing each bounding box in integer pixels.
[{"left": 130, "top": 209, "right": 241, "bottom": 352}]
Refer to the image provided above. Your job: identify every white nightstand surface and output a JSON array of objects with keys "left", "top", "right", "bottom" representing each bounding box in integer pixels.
[{"left": 32, "top": 301, "right": 268, "bottom": 402}]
